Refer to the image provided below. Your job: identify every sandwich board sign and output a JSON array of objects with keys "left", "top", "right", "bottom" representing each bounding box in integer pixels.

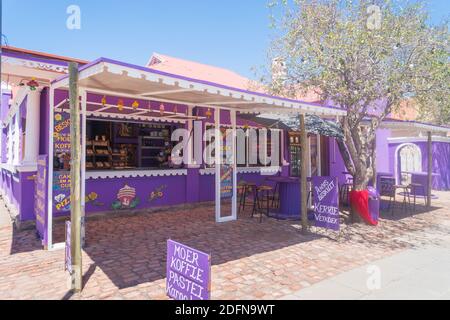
[{"left": 166, "top": 240, "right": 211, "bottom": 300}]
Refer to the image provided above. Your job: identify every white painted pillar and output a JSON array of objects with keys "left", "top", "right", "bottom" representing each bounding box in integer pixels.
[
  {"left": 81, "top": 89, "right": 87, "bottom": 247},
  {"left": 215, "top": 107, "right": 221, "bottom": 222},
  {"left": 13, "top": 109, "right": 20, "bottom": 165},
  {"left": 186, "top": 105, "right": 194, "bottom": 167},
  {"left": 47, "top": 86, "right": 55, "bottom": 250},
  {"left": 23, "top": 89, "right": 42, "bottom": 165},
  {"left": 230, "top": 109, "right": 237, "bottom": 221}
]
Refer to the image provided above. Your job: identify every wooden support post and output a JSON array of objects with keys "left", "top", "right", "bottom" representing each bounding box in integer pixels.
[
  {"left": 299, "top": 114, "right": 309, "bottom": 234},
  {"left": 69, "top": 62, "right": 82, "bottom": 292},
  {"left": 427, "top": 131, "right": 432, "bottom": 208}
]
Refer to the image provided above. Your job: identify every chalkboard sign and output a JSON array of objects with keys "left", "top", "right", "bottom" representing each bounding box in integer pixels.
[{"left": 166, "top": 240, "right": 211, "bottom": 300}]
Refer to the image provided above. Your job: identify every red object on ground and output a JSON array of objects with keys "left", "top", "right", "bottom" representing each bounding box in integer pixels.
[{"left": 349, "top": 190, "right": 378, "bottom": 226}]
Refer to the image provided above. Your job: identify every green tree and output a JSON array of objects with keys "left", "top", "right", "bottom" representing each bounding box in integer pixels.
[{"left": 267, "top": 0, "right": 450, "bottom": 191}]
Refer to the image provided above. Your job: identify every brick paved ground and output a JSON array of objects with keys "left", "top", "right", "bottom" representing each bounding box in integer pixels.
[{"left": 0, "top": 192, "right": 449, "bottom": 300}]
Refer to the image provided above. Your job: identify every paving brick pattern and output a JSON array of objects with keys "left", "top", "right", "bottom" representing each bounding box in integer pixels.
[{"left": 0, "top": 192, "right": 449, "bottom": 300}]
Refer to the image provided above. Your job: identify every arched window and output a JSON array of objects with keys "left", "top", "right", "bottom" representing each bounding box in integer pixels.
[{"left": 398, "top": 144, "right": 422, "bottom": 185}]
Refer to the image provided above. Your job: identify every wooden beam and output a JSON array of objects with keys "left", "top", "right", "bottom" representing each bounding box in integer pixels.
[
  {"left": 427, "top": 132, "right": 432, "bottom": 207},
  {"left": 69, "top": 62, "right": 82, "bottom": 292},
  {"left": 299, "top": 114, "right": 309, "bottom": 234}
]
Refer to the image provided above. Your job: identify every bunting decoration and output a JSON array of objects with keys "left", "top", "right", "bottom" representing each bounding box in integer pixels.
[{"left": 117, "top": 99, "right": 124, "bottom": 112}]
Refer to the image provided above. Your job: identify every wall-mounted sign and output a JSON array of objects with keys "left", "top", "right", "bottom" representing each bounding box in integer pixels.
[
  {"left": 53, "top": 172, "right": 71, "bottom": 212},
  {"left": 220, "top": 164, "right": 233, "bottom": 199},
  {"left": 312, "top": 176, "right": 340, "bottom": 231},
  {"left": 35, "top": 155, "right": 48, "bottom": 246},
  {"left": 166, "top": 240, "right": 211, "bottom": 300},
  {"left": 53, "top": 112, "right": 71, "bottom": 153}
]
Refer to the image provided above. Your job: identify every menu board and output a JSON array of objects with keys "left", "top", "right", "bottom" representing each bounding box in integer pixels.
[{"left": 166, "top": 240, "right": 211, "bottom": 300}]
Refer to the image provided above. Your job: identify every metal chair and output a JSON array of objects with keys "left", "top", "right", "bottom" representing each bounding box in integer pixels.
[{"left": 408, "top": 183, "right": 426, "bottom": 212}]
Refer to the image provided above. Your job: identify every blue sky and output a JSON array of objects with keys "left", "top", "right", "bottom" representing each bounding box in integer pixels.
[{"left": 2, "top": 0, "right": 449, "bottom": 79}]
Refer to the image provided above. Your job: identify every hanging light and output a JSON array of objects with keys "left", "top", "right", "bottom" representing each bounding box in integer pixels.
[
  {"left": 27, "top": 78, "right": 39, "bottom": 91},
  {"left": 205, "top": 108, "right": 212, "bottom": 118},
  {"left": 101, "top": 95, "right": 107, "bottom": 106},
  {"left": 132, "top": 100, "right": 139, "bottom": 110},
  {"left": 117, "top": 99, "right": 124, "bottom": 111},
  {"left": 159, "top": 103, "right": 165, "bottom": 115}
]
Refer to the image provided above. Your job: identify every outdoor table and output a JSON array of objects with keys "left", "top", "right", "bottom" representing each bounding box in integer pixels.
[{"left": 267, "top": 176, "right": 302, "bottom": 220}]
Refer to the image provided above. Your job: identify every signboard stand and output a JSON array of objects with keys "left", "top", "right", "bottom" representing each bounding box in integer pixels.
[
  {"left": 311, "top": 176, "right": 341, "bottom": 239},
  {"left": 166, "top": 240, "right": 211, "bottom": 300}
]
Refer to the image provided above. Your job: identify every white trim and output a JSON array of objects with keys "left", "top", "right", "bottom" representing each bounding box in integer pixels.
[
  {"left": 47, "top": 86, "right": 55, "bottom": 251},
  {"left": 388, "top": 136, "right": 450, "bottom": 144},
  {"left": 199, "top": 166, "right": 282, "bottom": 176},
  {"left": 86, "top": 169, "right": 188, "bottom": 180},
  {"left": 141, "top": 88, "right": 195, "bottom": 96},
  {"left": 1, "top": 55, "right": 68, "bottom": 74},
  {"left": 380, "top": 121, "right": 450, "bottom": 133},
  {"left": 214, "top": 107, "right": 221, "bottom": 223}
]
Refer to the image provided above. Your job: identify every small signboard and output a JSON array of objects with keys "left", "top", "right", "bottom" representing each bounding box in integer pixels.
[
  {"left": 65, "top": 221, "right": 72, "bottom": 274},
  {"left": 35, "top": 155, "right": 48, "bottom": 247},
  {"left": 166, "top": 240, "right": 211, "bottom": 300},
  {"left": 312, "top": 176, "right": 340, "bottom": 231},
  {"left": 379, "top": 176, "right": 396, "bottom": 197},
  {"left": 220, "top": 164, "right": 233, "bottom": 199}
]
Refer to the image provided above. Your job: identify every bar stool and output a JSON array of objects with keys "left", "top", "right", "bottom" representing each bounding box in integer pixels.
[
  {"left": 408, "top": 183, "right": 426, "bottom": 212},
  {"left": 251, "top": 185, "right": 273, "bottom": 222},
  {"left": 270, "top": 181, "right": 280, "bottom": 209},
  {"left": 238, "top": 182, "right": 255, "bottom": 213}
]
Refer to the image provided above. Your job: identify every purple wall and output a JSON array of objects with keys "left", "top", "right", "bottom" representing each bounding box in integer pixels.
[
  {"left": 0, "top": 169, "right": 36, "bottom": 221},
  {"left": 389, "top": 140, "right": 450, "bottom": 191}
]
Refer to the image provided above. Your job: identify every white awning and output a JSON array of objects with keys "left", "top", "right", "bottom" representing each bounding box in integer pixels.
[{"left": 51, "top": 57, "right": 346, "bottom": 117}]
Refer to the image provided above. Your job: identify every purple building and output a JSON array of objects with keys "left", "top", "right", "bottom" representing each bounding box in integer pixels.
[{"left": 1, "top": 46, "right": 449, "bottom": 250}]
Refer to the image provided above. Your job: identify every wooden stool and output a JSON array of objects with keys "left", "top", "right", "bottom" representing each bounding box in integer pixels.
[{"left": 252, "top": 185, "right": 273, "bottom": 223}]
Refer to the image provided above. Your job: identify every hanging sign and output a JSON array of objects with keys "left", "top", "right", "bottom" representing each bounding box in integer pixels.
[
  {"left": 35, "top": 155, "right": 48, "bottom": 246},
  {"left": 166, "top": 240, "right": 211, "bottom": 300},
  {"left": 312, "top": 176, "right": 340, "bottom": 231},
  {"left": 65, "top": 221, "right": 72, "bottom": 274}
]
